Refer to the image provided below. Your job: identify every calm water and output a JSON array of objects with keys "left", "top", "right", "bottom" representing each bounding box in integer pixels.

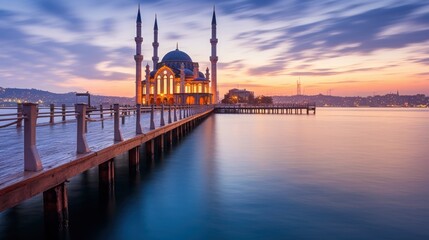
[{"left": 1, "top": 108, "right": 429, "bottom": 239}]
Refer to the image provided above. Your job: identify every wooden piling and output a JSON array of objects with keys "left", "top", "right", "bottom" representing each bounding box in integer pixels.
[
  {"left": 43, "top": 183, "right": 68, "bottom": 229},
  {"left": 129, "top": 146, "right": 140, "bottom": 172}
]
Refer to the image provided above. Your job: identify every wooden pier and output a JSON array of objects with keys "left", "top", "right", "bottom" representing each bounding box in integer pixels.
[
  {"left": 0, "top": 103, "right": 213, "bottom": 228},
  {"left": 214, "top": 103, "right": 316, "bottom": 115}
]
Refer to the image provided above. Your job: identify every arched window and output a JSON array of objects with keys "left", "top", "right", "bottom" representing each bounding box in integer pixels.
[
  {"left": 143, "top": 84, "right": 146, "bottom": 94},
  {"left": 163, "top": 75, "right": 167, "bottom": 94},
  {"left": 185, "top": 84, "right": 190, "bottom": 93},
  {"left": 198, "top": 84, "right": 202, "bottom": 93},
  {"left": 176, "top": 84, "right": 180, "bottom": 93},
  {"left": 157, "top": 76, "right": 161, "bottom": 94},
  {"left": 150, "top": 85, "right": 154, "bottom": 94},
  {"left": 169, "top": 75, "right": 174, "bottom": 94}
]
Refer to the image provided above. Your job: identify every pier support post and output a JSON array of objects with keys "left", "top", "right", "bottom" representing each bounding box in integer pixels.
[
  {"left": 114, "top": 104, "right": 123, "bottom": 142},
  {"left": 129, "top": 146, "right": 140, "bottom": 172},
  {"left": 99, "top": 159, "right": 115, "bottom": 185},
  {"left": 136, "top": 104, "right": 143, "bottom": 134},
  {"left": 160, "top": 105, "right": 165, "bottom": 126},
  {"left": 157, "top": 134, "right": 164, "bottom": 152},
  {"left": 76, "top": 104, "right": 90, "bottom": 154},
  {"left": 16, "top": 103, "right": 22, "bottom": 128},
  {"left": 150, "top": 105, "right": 155, "bottom": 130},
  {"left": 145, "top": 139, "right": 154, "bottom": 161},
  {"left": 23, "top": 103, "right": 42, "bottom": 171},
  {"left": 166, "top": 131, "right": 173, "bottom": 149},
  {"left": 179, "top": 106, "right": 183, "bottom": 119},
  {"left": 174, "top": 105, "right": 177, "bottom": 122},
  {"left": 62, "top": 104, "right": 66, "bottom": 122},
  {"left": 43, "top": 182, "right": 68, "bottom": 229}
]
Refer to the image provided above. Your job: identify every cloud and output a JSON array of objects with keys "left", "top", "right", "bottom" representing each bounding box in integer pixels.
[
  {"left": 288, "top": 65, "right": 397, "bottom": 76},
  {"left": 33, "top": 0, "right": 86, "bottom": 31}
]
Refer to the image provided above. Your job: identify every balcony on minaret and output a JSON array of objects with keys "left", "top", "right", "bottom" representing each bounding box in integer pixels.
[
  {"left": 134, "top": 55, "right": 143, "bottom": 61},
  {"left": 210, "top": 56, "right": 218, "bottom": 62},
  {"left": 135, "top": 37, "right": 143, "bottom": 43},
  {"left": 210, "top": 39, "right": 218, "bottom": 44}
]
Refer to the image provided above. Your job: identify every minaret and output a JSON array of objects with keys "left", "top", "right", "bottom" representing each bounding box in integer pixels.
[
  {"left": 134, "top": 5, "right": 143, "bottom": 105},
  {"left": 145, "top": 63, "right": 150, "bottom": 104},
  {"left": 152, "top": 15, "right": 159, "bottom": 70},
  {"left": 205, "top": 67, "right": 210, "bottom": 81},
  {"left": 210, "top": 6, "right": 218, "bottom": 104}
]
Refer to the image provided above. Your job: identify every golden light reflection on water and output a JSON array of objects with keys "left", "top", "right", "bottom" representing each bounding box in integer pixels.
[{"left": 214, "top": 108, "right": 429, "bottom": 197}]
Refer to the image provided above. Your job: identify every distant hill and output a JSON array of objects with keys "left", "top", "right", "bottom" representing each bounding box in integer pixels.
[{"left": 0, "top": 87, "right": 133, "bottom": 107}]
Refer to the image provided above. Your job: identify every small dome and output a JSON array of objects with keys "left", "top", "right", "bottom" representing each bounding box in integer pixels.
[
  {"left": 162, "top": 49, "right": 193, "bottom": 63},
  {"left": 184, "top": 69, "right": 194, "bottom": 77}
]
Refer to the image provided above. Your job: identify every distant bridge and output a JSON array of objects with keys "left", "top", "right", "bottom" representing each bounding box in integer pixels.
[{"left": 214, "top": 103, "right": 316, "bottom": 114}]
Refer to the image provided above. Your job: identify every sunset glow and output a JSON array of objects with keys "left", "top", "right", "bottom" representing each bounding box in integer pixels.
[{"left": 1, "top": 0, "right": 428, "bottom": 97}]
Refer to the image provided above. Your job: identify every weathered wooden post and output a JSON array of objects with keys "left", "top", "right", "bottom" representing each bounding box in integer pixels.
[
  {"left": 43, "top": 183, "right": 69, "bottom": 230},
  {"left": 146, "top": 139, "right": 155, "bottom": 161},
  {"left": 99, "top": 159, "right": 115, "bottom": 192},
  {"left": 76, "top": 104, "right": 90, "bottom": 154},
  {"left": 168, "top": 105, "right": 172, "bottom": 124},
  {"left": 150, "top": 104, "right": 155, "bottom": 130},
  {"left": 179, "top": 106, "right": 183, "bottom": 119},
  {"left": 114, "top": 104, "right": 123, "bottom": 142},
  {"left": 16, "top": 103, "right": 22, "bottom": 128},
  {"left": 110, "top": 104, "right": 113, "bottom": 116},
  {"left": 129, "top": 146, "right": 140, "bottom": 172},
  {"left": 23, "top": 103, "right": 43, "bottom": 171},
  {"left": 160, "top": 105, "right": 165, "bottom": 126},
  {"left": 136, "top": 104, "right": 143, "bottom": 134},
  {"left": 49, "top": 103, "right": 55, "bottom": 124},
  {"left": 174, "top": 105, "right": 177, "bottom": 122},
  {"left": 157, "top": 134, "right": 164, "bottom": 152},
  {"left": 61, "top": 104, "right": 66, "bottom": 122}
]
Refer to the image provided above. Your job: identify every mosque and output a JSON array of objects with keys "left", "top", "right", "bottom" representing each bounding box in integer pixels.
[{"left": 134, "top": 6, "right": 218, "bottom": 105}]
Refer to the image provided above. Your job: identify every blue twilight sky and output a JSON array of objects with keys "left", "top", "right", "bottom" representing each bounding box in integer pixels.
[{"left": 1, "top": 0, "right": 429, "bottom": 97}]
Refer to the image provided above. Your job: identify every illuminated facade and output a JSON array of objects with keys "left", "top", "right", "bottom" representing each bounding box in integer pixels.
[{"left": 135, "top": 8, "right": 218, "bottom": 105}]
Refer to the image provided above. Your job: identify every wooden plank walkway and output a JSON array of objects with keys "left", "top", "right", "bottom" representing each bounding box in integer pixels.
[{"left": 0, "top": 106, "right": 213, "bottom": 211}]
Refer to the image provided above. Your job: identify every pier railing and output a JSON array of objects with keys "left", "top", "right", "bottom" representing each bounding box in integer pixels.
[
  {"left": 214, "top": 103, "right": 316, "bottom": 114},
  {"left": 0, "top": 103, "right": 212, "bottom": 172}
]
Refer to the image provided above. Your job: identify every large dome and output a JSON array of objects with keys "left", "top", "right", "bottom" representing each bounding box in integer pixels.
[{"left": 161, "top": 49, "right": 193, "bottom": 62}]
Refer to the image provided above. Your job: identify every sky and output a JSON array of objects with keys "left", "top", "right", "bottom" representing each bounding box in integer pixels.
[{"left": 0, "top": 0, "right": 429, "bottom": 97}]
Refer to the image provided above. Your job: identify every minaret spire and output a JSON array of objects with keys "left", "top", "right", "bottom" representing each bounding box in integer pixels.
[
  {"left": 210, "top": 5, "right": 218, "bottom": 103},
  {"left": 152, "top": 14, "right": 159, "bottom": 70},
  {"left": 135, "top": 5, "right": 144, "bottom": 104}
]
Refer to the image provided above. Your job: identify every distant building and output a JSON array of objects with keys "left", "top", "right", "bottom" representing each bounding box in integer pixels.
[
  {"left": 222, "top": 88, "right": 255, "bottom": 104},
  {"left": 134, "top": 6, "right": 218, "bottom": 105}
]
